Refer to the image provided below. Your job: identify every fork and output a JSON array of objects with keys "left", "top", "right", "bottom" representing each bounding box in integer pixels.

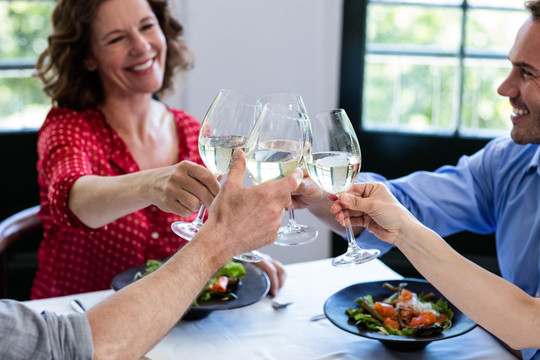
[{"left": 271, "top": 299, "right": 294, "bottom": 310}]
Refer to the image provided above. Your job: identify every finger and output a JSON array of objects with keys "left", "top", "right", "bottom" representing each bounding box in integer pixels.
[
  {"left": 275, "top": 169, "right": 303, "bottom": 192},
  {"left": 330, "top": 200, "right": 343, "bottom": 214},
  {"left": 255, "top": 259, "right": 279, "bottom": 297},
  {"left": 275, "top": 261, "right": 287, "bottom": 291},
  {"left": 170, "top": 193, "right": 203, "bottom": 214},
  {"left": 340, "top": 193, "right": 361, "bottom": 210},
  {"left": 290, "top": 173, "right": 312, "bottom": 195},
  {"left": 224, "top": 149, "right": 246, "bottom": 187},
  {"left": 175, "top": 175, "right": 216, "bottom": 209},
  {"left": 185, "top": 164, "right": 221, "bottom": 197},
  {"left": 165, "top": 199, "right": 200, "bottom": 217}
]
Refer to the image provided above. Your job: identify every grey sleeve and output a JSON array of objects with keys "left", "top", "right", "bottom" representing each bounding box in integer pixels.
[{"left": 0, "top": 299, "right": 94, "bottom": 360}]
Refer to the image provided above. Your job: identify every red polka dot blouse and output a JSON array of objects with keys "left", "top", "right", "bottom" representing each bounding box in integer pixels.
[{"left": 31, "top": 106, "right": 203, "bottom": 299}]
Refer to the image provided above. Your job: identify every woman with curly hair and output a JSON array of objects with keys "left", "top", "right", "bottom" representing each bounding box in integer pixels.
[{"left": 31, "top": 0, "right": 286, "bottom": 299}]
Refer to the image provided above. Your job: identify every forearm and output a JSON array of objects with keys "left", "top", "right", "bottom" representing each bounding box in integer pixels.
[
  {"left": 68, "top": 170, "right": 157, "bottom": 228},
  {"left": 87, "top": 229, "right": 227, "bottom": 360},
  {"left": 397, "top": 224, "right": 540, "bottom": 350}
]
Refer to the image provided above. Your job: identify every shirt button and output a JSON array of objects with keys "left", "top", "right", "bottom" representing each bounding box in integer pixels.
[
  {"left": 150, "top": 206, "right": 158, "bottom": 213},
  {"left": 151, "top": 231, "right": 159, "bottom": 239}
]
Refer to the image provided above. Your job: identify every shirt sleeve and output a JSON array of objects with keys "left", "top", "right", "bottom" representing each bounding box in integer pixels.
[
  {"left": 37, "top": 108, "right": 96, "bottom": 229},
  {"left": 0, "top": 300, "right": 94, "bottom": 360},
  {"left": 355, "top": 138, "right": 500, "bottom": 253}
]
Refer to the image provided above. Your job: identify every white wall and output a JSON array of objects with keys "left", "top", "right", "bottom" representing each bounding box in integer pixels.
[{"left": 164, "top": 0, "right": 344, "bottom": 264}]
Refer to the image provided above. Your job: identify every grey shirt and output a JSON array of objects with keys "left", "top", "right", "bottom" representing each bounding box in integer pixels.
[{"left": 0, "top": 299, "right": 93, "bottom": 359}]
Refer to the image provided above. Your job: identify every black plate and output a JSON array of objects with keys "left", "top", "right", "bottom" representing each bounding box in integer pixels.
[
  {"left": 324, "top": 278, "right": 477, "bottom": 351},
  {"left": 111, "top": 260, "right": 270, "bottom": 320}
]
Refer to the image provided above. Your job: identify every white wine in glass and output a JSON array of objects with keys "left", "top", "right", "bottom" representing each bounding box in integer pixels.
[
  {"left": 198, "top": 135, "right": 246, "bottom": 175},
  {"left": 246, "top": 139, "right": 303, "bottom": 184},
  {"left": 171, "top": 89, "right": 263, "bottom": 262},
  {"left": 256, "top": 93, "right": 318, "bottom": 246},
  {"left": 306, "top": 109, "right": 380, "bottom": 267}
]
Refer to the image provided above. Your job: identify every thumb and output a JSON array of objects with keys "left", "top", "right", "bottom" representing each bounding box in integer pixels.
[
  {"left": 225, "top": 149, "right": 246, "bottom": 185},
  {"left": 275, "top": 169, "right": 303, "bottom": 193}
]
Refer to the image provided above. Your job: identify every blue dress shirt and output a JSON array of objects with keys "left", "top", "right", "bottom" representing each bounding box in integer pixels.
[{"left": 356, "top": 136, "right": 540, "bottom": 359}]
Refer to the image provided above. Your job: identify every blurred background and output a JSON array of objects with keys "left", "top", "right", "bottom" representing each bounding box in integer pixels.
[{"left": 0, "top": 0, "right": 526, "bottom": 298}]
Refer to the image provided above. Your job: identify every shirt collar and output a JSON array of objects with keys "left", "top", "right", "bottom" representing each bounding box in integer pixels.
[{"left": 530, "top": 146, "right": 540, "bottom": 176}]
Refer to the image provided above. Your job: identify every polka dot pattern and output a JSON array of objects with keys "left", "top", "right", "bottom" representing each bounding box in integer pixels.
[{"left": 31, "top": 106, "right": 203, "bottom": 299}]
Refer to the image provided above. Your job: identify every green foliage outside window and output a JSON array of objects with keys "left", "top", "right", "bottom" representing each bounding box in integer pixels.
[
  {"left": 0, "top": 1, "right": 54, "bottom": 130},
  {"left": 363, "top": 2, "right": 527, "bottom": 137}
]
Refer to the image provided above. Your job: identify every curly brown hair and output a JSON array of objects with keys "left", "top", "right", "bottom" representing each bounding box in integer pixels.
[
  {"left": 35, "top": 0, "right": 194, "bottom": 111},
  {"left": 526, "top": 0, "right": 540, "bottom": 20}
]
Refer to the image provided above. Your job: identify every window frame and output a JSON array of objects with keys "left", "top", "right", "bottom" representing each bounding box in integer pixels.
[{"left": 339, "top": 0, "right": 523, "bottom": 138}]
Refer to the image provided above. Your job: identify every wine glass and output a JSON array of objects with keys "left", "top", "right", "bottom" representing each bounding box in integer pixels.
[
  {"left": 306, "top": 109, "right": 380, "bottom": 267},
  {"left": 257, "top": 93, "right": 318, "bottom": 246},
  {"left": 245, "top": 103, "right": 306, "bottom": 251},
  {"left": 171, "top": 90, "right": 260, "bottom": 263}
]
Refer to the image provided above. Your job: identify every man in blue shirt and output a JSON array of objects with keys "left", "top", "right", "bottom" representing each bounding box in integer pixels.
[{"left": 295, "top": 1, "right": 540, "bottom": 359}]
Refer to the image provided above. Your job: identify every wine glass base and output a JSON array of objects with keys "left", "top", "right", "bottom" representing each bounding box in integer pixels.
[
  {"left": 274, "top": 225, "right": 318, "bottom": 246},
  {"left": 233, "top": 250, "right": 263, "bottom": 263},
  {"left": 331, "top": 248, "right": 380, "bottom": 267},
  {"left": 171, "top": 221, "right": 201, "bottom": 241}
]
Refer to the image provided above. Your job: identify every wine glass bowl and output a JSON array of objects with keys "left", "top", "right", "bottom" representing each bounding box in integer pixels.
[
  {"left": 305, "top": 152, "right": 361, "bottom": 194},
  {"left": 256, "top": 93, "right": 318, "bottom": 246},
  {"left": 245, "top": 103, "right": 305, "bottom": 185},
  {"left": 198, "top": 135, "right": 247, "bottom": 175},
  {"left": 306, "top": 109, "right": 380, "bottom": 266}
]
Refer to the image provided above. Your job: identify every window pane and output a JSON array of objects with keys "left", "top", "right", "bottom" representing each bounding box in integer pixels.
[
  {"left": 363, "top": 55, "right": 458, "bottom": 134},
  {"left": 0, "top": 70, "right": 49, "bottom": 130},
  {"left": 466, "top": 9, "right": 528, "bottom": 55},
  {"left": 0, "top": 1, "right": 54, "bottom": 131},
  {"left": 0, "top": 2, "right": 53, "bottom": 59},
  {"left": 367, "top": 4, "right": 462, "bottom": 52},
  {"left": 460, "top": 59, "right": 511, "bottom": 137}
]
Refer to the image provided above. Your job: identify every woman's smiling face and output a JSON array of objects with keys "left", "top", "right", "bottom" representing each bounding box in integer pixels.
[{"left": 86, "top": 0, "right": 167, "bottom": 100}]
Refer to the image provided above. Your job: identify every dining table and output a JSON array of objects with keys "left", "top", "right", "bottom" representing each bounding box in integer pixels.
[{"left": 24, "top": 258, "right": 516, "bottom": 360}]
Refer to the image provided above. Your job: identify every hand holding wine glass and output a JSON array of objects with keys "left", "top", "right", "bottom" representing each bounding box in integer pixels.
[
  {"left": 305, "top": 109, "right": 380, "bottom": 266},
  {"left": 171, "top": 89, "right": 257, "bottom": 244},
  {"left": 257, "top": 93, "right": 318, "bottom": 246}
]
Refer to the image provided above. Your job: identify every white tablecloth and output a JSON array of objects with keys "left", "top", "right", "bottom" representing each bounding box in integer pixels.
[{"left": 24, "top": 258, "right": 515, "bottom": 359}]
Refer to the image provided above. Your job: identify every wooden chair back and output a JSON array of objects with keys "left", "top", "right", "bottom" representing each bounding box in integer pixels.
[{"left": 0, "top": 205, "right": 42, "bottom": 299}]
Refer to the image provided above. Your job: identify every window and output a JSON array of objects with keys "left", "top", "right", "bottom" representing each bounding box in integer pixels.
[
  {"left": 0, "top": 1, "right": 55, "bottom": 131},
  {"left": 341, "top": 0, "right": 528, "bottom": 138}
]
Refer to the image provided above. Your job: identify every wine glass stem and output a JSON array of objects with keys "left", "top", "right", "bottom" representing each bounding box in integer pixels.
[
  {"left": 342, "top": 208, "right": 360, "bottom": 251},
  {"left": 287, "top": 207, "right": 298, "bottom": 227},
  {"left": 192, "top": 204, "right": 207, "bottom": 228},
  {"left": 345, "top": 224, "right": 360, "bottom": 251}
]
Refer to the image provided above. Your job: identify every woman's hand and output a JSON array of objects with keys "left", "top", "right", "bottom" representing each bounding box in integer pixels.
[
  {"left": 330, "top": 182, "right": 420, "bottom": 246},
  {"left": 152, "top": 161, "right": 221, "bottom": 216},
  {"left": 254, "top": 254, "right": 286, "bottom": 297}
]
